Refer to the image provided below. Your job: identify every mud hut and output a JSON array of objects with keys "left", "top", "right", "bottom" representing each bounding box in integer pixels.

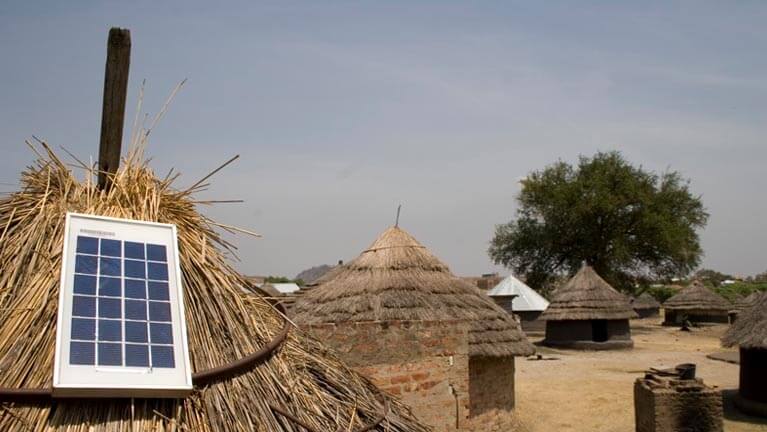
[
  {"left": 662, "top": 281, "right": 731, "bottom": 326},
  {"left": 631, "top": 292, "right": 661, "bottom": 318},
  {"left": 722, "top": 292, "right": 767, "bottom": 417},
  {"left": 541, "top": 265, "right": 637, "bottom": 350},
  {"left": 729, "top": 291, "right": 763, "bottom": 323},
  {"left": 487, "top": 274, "right": 549, "bottom": 332},
  {"left": 292, "top": 226, "right": 535, "bottom": 430},
  {"left": 0, "top": 142, "right": 429, "bottom": 432}
]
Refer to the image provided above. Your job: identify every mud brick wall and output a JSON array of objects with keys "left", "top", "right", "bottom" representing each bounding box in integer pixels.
[
  {"left": 307, "top": 320, "right": 471, "bottom": 431},
  {"left": 468, "top": 356, "right": 515, "bottom": 416},
  {"left": 634, "top": 378, "right": 724, "bottom": 432}
]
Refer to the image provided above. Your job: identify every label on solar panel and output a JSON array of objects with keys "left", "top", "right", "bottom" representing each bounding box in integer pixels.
[{"left": 53, "top": 213, "right": 192, "bottom": 398}]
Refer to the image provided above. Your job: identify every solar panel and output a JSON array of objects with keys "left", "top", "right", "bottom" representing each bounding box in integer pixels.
[{"left": 53, "top": 213, "right": 192, "bottom": 398}]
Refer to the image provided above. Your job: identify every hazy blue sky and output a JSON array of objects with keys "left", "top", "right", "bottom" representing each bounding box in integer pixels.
[{"left": 1, "top": 2, "right": 765, "bottom": 278}]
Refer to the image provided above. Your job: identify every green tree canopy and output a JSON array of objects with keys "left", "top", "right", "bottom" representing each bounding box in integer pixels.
[{"left": 489, "top": 151, "right": 708, "bottom": 292}]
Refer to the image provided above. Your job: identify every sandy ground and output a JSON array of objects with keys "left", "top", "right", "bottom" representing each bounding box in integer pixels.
[{"left": 514, "top": 318, "right": 767, "bottom": 431}]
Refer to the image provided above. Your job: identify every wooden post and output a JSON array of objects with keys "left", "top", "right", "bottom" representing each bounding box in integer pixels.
[{"left": 97, "top": 27, "right": 131, "bottom": 190}]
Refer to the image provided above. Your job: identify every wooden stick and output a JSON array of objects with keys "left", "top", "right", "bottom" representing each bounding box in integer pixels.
[{"left": 97, "top": 27, "right": 131, "bottom": 190}]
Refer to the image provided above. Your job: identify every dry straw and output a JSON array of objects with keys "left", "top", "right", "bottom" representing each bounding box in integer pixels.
[
  {"left": 540, "top": 265, "right": 637, "bottom": 321},
  {"left": 0, "top": 126, "right": 428, "bottom": 429},
  {"left": 722, "top": 291, "right": 767, "bottom": 349},
  {"left": 291, "top": 227, "right": 535, "bottom": 358},
  {"left": 662, "top": 281, "right": 731, "bottom": 312},
  {"left": 631, "top": 292, "right": 661, "bottom": 311}
]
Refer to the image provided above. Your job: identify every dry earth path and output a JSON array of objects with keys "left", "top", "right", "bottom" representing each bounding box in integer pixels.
[{"left": 515, "top": 318, "right": 767, "bottom": 431}]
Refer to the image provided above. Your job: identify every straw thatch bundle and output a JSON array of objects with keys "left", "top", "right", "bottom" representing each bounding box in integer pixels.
[
  {"left": 291, "top": 227, "right": 534, "bottom": 357},
  {"left": 733, "top": 291, "right": 764, "bottom": 312},
  {"left": 722, "top": 292, "right": 767, "bottom": 349},
  {"left": 0, "top": 143, "right": 428, "bottom": 432},
  {"left": 540, "top": 265, "right": 637, "bottom": 321},
  {"left": 631, "top": 292, "right": 661, "bottom": 310},
  {"left": 662, "top": 281, "right": 731, "bottom": 312}
]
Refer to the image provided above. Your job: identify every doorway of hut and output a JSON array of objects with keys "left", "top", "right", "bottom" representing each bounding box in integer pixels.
[{"left": 592, "top": 320, "right": 608, "bottom": 342}]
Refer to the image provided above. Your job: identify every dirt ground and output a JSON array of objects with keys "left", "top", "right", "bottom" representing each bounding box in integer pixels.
[{"left": 514, "top": 318, "right": 767, "bottom": 431}]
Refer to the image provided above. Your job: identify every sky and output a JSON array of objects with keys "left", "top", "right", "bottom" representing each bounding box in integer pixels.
[{"left": 1, "top": 1, "right": 765, "bottom": 278}]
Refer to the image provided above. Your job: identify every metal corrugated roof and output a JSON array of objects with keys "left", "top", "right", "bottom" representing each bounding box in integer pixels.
[
  {"left": 487, "top": 274, "right": 549, "bottom": 312},
  {"left": 270, "top": 283, "right": 301, "bottom": 294}
]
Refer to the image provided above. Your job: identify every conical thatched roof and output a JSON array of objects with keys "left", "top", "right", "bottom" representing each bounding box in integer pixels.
[
  {"left": 723, "top": 291, "right": 767, "bottom": 349},
  {"left": 540, "top": 265, "right": 638, "bottom": 321},
  {"left": 733, "top": 291, "right": 763, "bottom": 312},
  {"left": 0, "top": 144, "right": 427, "bottom": 432},
  {"left": 291, "top": 226, "right": 535, "bottom": 358},
  {"left": 662, "top": 281, "right": 731, "bottom": 311},
  {"left": 631, "top": 292, "right": 661, "bottom": 310}
]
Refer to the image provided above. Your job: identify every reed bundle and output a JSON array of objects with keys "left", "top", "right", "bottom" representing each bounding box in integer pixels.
[{"left": 0, "top": 141, "right": 428, "bottom": 431}]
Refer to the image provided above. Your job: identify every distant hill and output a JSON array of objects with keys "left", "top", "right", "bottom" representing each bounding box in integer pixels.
[{"left": 295, "top": 264, "right": 334, "bottom": 285}]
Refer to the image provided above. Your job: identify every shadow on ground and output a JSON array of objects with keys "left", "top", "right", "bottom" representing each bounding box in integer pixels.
[{"left": 722, "top": 389, "right": 767, "bottom": 426}]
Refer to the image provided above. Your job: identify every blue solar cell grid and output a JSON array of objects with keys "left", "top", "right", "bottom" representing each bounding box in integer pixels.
[{"left": 69, "top": 236, "right": 175, "bottom": 368}]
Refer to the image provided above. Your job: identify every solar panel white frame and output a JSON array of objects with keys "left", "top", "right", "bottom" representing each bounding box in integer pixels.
[{"left": 53, "top": 213, "right": 193, "bottom": 398}]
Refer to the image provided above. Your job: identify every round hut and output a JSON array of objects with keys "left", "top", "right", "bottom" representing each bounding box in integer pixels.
[
  {"left": 291, "top": 226, "right": 535, "bottom": 430},
  {"left": 631, "top": 292, "right": 661, "bottom": 318},
  {"left": 541, "top": 265, "right": 637, "bottom": 350},
  {"left": 487, "top": 274, "right": 549, "bottom": 332},
  {"left": 722, "top": 292, "right": 767, "bottom": 417},
  {"left": 0, "top": 146, "right": 428, "bottom": 432},
  {"left": 729, "top": 291, "right": 763, "bottom": 323},
  {"left": 662, "top": 281, "right": 731, "bottom": 326}
]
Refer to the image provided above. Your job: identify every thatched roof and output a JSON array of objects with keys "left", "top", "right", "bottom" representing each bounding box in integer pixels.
[
  {"left": 662, "top": 281, "right": 731, "bottom": 311},
  {"left": 291, "top": 226, "right": 535, "bottom": 358},
  {"left": 631, "top": 292, "right": 661, "bottom": 310},
  {"left": 723, "top": 291, "right": 767, "bottom": 349},
  {"left": 0, "top": 144, "right": 427, "bottom": 432},
  {"left": 540, "top": 265, "right": 637, "bottom": 321},
  {"left": 733, "top": 291, "right": 763, "bottom": 312}
]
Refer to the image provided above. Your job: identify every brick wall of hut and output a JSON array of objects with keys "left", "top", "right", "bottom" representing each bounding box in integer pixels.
[
  {"left": 468, "top": 356, "right": 515, "bottom": 415},
  {"left": 307, "top": 320, "right": 471, "bottom": 431}
]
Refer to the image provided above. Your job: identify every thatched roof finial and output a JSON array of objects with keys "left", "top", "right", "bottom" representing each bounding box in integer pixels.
[{"left": 394, "top": 204, "right": 401, "bottom": 228}]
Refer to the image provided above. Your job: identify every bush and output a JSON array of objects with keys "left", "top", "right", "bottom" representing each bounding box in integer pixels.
[{"left": 646, "top": 286, "right": 678, "bottom": 303}]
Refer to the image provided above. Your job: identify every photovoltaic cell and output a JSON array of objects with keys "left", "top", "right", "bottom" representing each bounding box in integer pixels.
[
  {"left": 151, "top": 345, "right": 175, "bottom": 368},
  {"left": 125, "top": 344, "right": 150, "bottom": 367},
  {"left": 70, "top": 342, "right": 95, "bottom": 365},
  {"left": 124, "top": 241, "right": 145, "bottom": 259},
  {"left": 125, "top": 279, "right": 146, "bottom": 299},
  {"left": 76, "top": 236, "right": 98, "bottom": 254},
  {"left": 75, "top": 255, "right": 97, "bottom": 274},
  {"left": 148, "top": 281, "right": 169, "bottom": 301},
  {"left": 73, "top": 275, "right": 97, "bottom": 295},
  {"left": 68, "top": 236, "right": 176, "bottom": 370},
  {"left": 146, "top": 244, "right": 167, "bottom": 262},
  {"left": 99, "top": 277, "right": 121, "bottom": 297},
  {"left": 147, "top": 262, "right": 168, "bottom": 281},
  {"left": 100, "top": 239, "right": 122, "bottom": 257}
]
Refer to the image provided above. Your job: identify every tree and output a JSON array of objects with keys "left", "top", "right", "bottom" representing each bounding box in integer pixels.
[
  {"left": 694, "top": 268, "right": 732, "bottom": 287},
  {"left": 489, "top": 151, "right": 708, "bottom": 292}
]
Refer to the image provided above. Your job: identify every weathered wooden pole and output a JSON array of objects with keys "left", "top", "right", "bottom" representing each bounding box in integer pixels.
[{"left": 97, "top": 27, "right": 131, "bottom": 190}]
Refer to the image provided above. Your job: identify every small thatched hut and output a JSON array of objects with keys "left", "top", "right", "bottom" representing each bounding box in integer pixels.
[
  {"left": 0, "top": 144, "right": 428, "bottom": 432},
  {"left": 729, "top": 291, "right": 763, "bottom": 323},
  {"left": 541, "top": 265, "right": 637, "bottom": 350},
  {"left": 662, "top": 281, "right": 731, "bottom": 326},
  {"left": 631, "top": 292, "right": 661, "bottom": 318},
  {"left": 487, "top": 274, "right": 549, "bottom": 332},
  {"left": 292, "top": 226, "right": 535, "bottom": 430},
  {"left": 722, "top": 292, "right": 767, "bottom": 417}
]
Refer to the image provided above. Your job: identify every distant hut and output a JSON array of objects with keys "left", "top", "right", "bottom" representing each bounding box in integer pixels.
[
  {"left": 487, "top": 274, "right": 550, "bottom": 331},
  {"left": 729, "top": 291, "right": 763, "bottom": 323},
  {"left": 722, "top": 292, "right": 767, "bottom": 417},
  {"left": 292, "top": 226, "right": 535, "bottom": 430},
  {"left": 541, "top": 265, "right": 637, "bottom": 350},
  {"left": 662, "top": 281, "right": 731, "bottom": 326},
  {"left": 631, "top": 292, "right": 661, "bottom": 318}
]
